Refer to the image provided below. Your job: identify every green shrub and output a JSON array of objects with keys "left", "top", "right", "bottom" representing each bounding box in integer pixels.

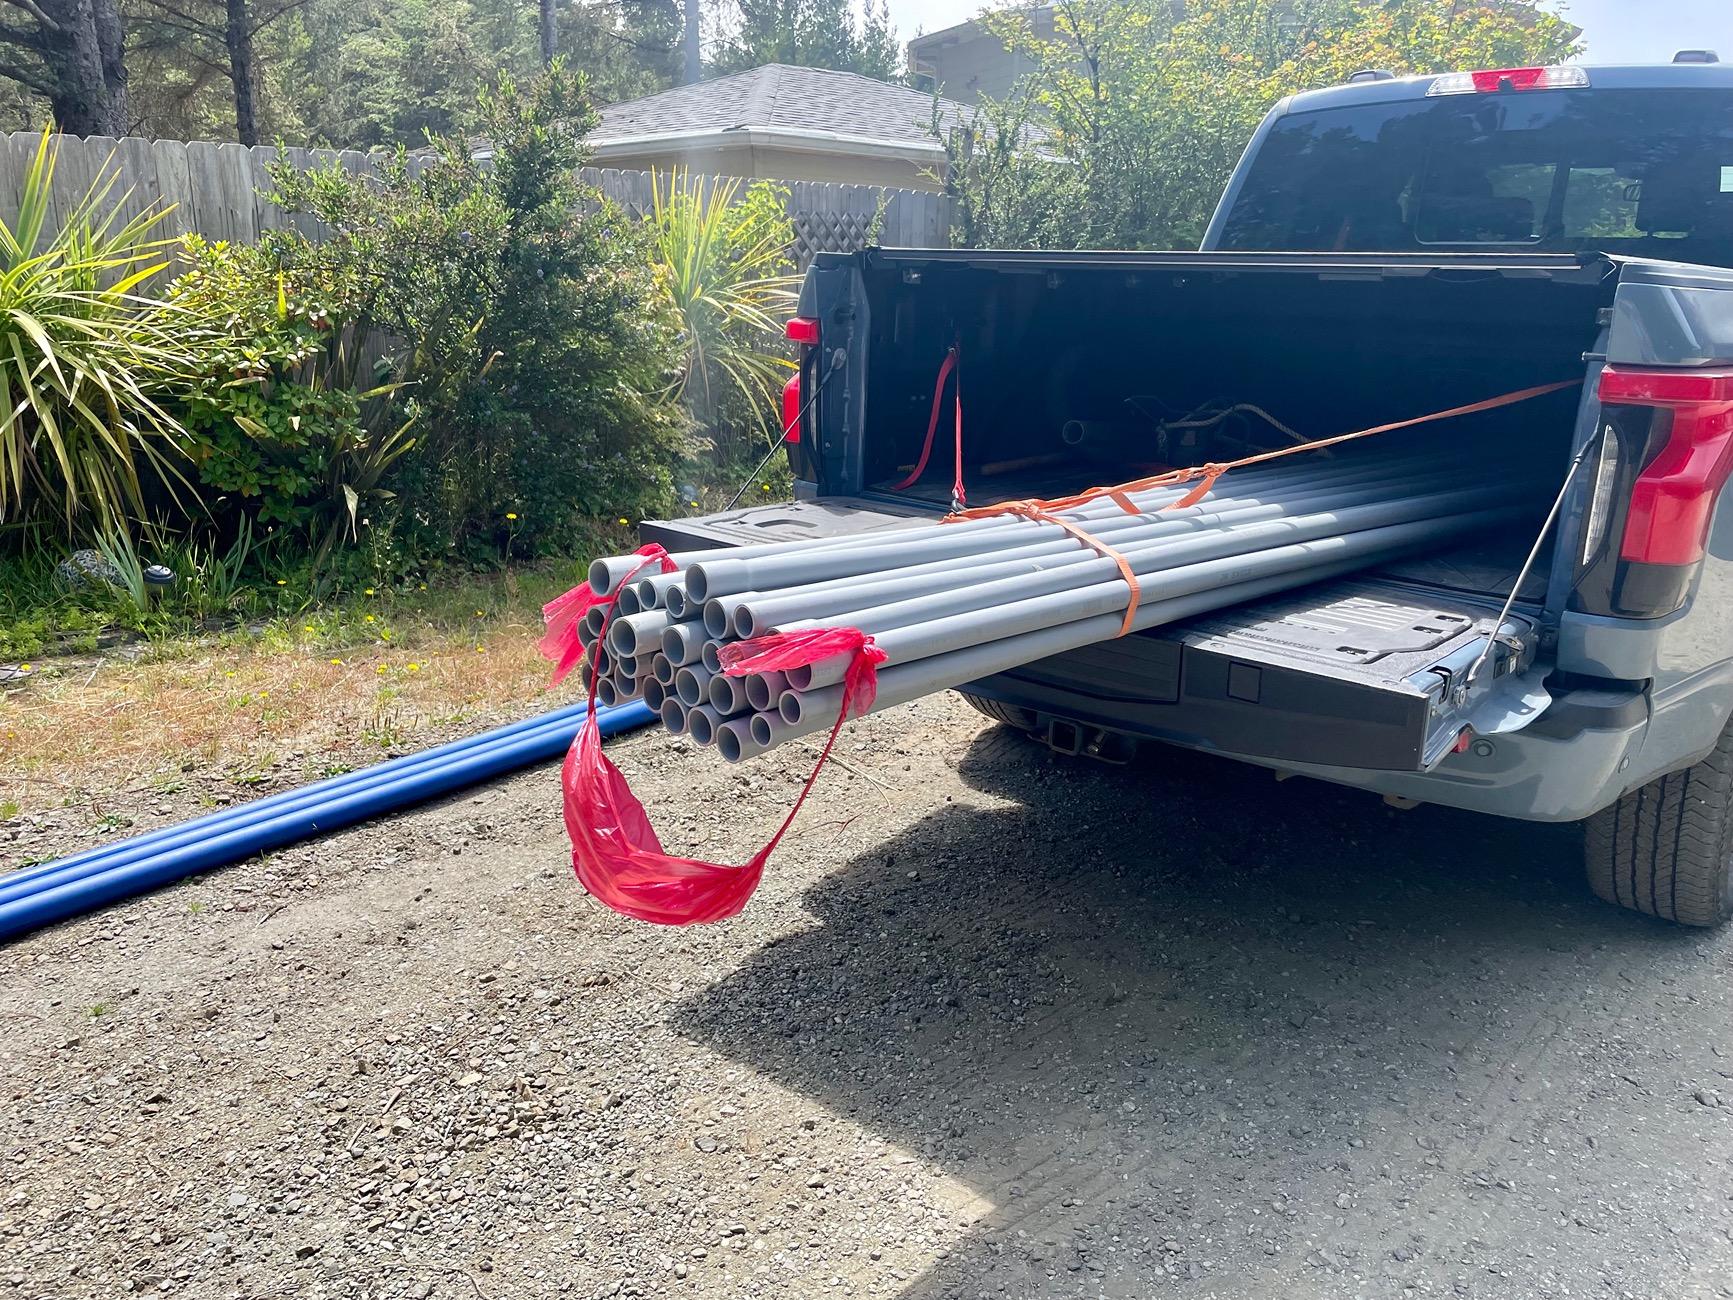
[
  {"left": 260, "top": 63, "right": 687, "bottom": 562},
  {"left": 168, "top": 236, "right": 413, "bottom": 565}
]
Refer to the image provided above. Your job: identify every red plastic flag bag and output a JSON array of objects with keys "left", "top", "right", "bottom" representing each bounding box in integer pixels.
[{"left": 549, "top": 552, "right": 885, "bottom": 925}]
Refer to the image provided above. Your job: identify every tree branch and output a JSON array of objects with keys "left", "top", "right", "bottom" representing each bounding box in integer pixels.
[
  {"left": 0, "top": 53, "right": 54, "bottom": 93},
  {"left": 0, "top": 19, "right": 46, "bottom": 49},
  {"left": 250, "top": 0, "right": 316, "bottom": 36},
  {"left": 0, "top": 0, "right": 58, "bottom": 33}
]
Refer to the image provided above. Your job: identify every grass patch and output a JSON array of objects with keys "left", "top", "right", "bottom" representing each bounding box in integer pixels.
[{"left": 0, "top": 564, "right": 590, "bottom": 820}]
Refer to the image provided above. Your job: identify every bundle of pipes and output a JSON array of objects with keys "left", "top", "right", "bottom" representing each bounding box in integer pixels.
[{"left": 578, "top": 447, "right": 1542, "bottom": 765}]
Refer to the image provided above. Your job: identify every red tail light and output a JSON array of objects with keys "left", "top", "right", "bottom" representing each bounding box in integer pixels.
[
  {"left": 785, "top": 316, "right": 819, "bottom": 345},
  {"left": 1599, "top": 366, "right": 1733, "bottom": 566},
  {"left": 780, "top": 371, "right": 802, "bottom": 443}
]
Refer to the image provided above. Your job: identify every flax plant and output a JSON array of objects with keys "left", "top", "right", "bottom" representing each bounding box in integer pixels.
[
  {"left": 0, "top": 130, "right": 205, "bottom": 532},
  {"left": 648, "top": 169, "right": 800, "bottom": 448}
]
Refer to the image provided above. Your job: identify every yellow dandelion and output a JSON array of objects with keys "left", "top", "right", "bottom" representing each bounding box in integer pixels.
[
  {"left": 276, "top": 579, "right": 286, "bottom": 586},
  {"left": 18, "top": 663, "right": 31, "bottom": 672},
  {"left": 364, "top": 588, "right": 376, "bottom": 596},
  {"left": 618, "top": 517, "right": 629, "bottom": 525},
  {"left": 259, "top": 691, "right": 269, "bottom": 699},
  {"left": 376, "top": 665, "right": 386, "bottom": 674},
  {"left": 475, "top": 645, "right": 485, "bottom": 653},
  {"left": 474, "top": 610, "right": 484, "bottom": 617},
  {"left": 364, "top": 614, "right": 375, "bottom": 623},
  {"left": 690, "top": 500, "right": 699, "bottom": 507},
  {"left": 407, "top": 662, "right": 420, "bottom": 672},
  {"left": 381, "top": 632, "right": 391, "bottom": 642},
  {"left": 303, "top": 625, "right": 315, "bottom": 633},
  {"left": 505, "top": 512, "right": 518, "bottom": 521},
  {"left": 329, "top": 658, "right": 343, "bottom": 666}
]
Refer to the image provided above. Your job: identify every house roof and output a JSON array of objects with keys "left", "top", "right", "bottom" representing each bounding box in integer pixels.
[{"left": 592, "top": 64, "right": 966, "bottom": 161}]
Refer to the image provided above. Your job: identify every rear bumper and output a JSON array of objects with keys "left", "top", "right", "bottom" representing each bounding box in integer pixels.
[{"left": 964, "top": 673, "right": 1652, "bottom": 823}]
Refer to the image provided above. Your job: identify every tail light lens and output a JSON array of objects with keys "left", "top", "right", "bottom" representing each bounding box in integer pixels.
[
  {"left": 1572, "top": 366, "right": 1733, "bottom": 619},
  {"left": 780, "top": 371, "right": 802, "bottom": 444},
  {"left": 1601, "top": 367, "right": 1733, "bottom": 566}
]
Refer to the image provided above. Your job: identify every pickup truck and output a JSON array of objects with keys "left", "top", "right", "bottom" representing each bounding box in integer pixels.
[{"left": 645, "top": 59, "right": 1733, "bottom": 927}]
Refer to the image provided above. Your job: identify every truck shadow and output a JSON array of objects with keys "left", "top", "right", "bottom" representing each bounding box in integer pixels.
[{"left": 672, "top": 726, "right": 1701, "bottom": 1297}]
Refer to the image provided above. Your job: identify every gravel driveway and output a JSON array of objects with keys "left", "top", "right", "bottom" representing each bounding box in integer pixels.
[{"left": 3, "top": 694, "right": 1731, "bottom": 1299}]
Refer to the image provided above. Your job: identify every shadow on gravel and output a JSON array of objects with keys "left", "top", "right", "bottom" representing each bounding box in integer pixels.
[{"left": 674, "top": 727, "right": 1697, "bottom": 1298}]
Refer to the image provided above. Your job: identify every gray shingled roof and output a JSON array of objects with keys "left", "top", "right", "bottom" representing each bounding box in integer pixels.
[{"left": 594, "top": 64, "right": 966, "bottom": 150}]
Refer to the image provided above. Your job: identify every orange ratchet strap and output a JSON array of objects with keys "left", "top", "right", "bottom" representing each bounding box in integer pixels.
[{"left": 943, "top": 378, "right": 1583, "bottom": 637}]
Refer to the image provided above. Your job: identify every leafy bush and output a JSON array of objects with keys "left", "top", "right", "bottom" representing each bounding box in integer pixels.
[
  {"left": 169, "top": 235, "right": 412, "bottom": 563},
  {"left": 260, "top": 63, "right": 687, "bottom": 562},
  {"left": 0, "top": 131, "right": 212, "bottom": 534}
]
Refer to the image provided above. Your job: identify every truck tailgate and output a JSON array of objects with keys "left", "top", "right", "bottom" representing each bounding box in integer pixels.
[{"left": 642, "top": 504, "right": 1544, "bottom": 773}]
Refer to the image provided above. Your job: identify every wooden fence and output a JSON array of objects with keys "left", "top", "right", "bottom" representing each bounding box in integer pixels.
[{"left": 0, "top": 132, "right": 954, "bottom": 263}]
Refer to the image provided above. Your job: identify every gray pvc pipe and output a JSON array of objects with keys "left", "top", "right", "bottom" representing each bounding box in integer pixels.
[
  {"left": 744, "top": 671, "right": 788, "bottom": 713},
  {"left": 681, "top": 455, "right": 1473, "bottom": 603},
  {"left": 586, "top": 445, "right": 1475, "bottom": 597},
  {"left": 665, "top": 585, "right": 691, "bottom": 619},
  {"left": 770, "top": 549, "right": 1416, "bottom": 745},
  {"left": 614, "top": 585, "right": 642, "bottom": 617},
  {"left": 700, "top": 641, "right": 725, "bottom": 675},
  {"left": 593, "top": 677, "right": 619, "bottom": 709},
  {"left": 641, "top": 675, "right": 666, "bottom": 712},
  {"left": 716, "top": 716, "right": 767, "bottom": 764},
  {"left": 777, "top": 487, "right": 1519, "bottom": 688},
  {"left": 728, "top": 470, "right": 1480, "bottom": 639},
  {"left": 582, "top": 606, "right": 609, "bottom": 639},
  {"left": 609, "top": 609, "right": 680, "bottom": 657},
  {"left": 630, "top": 571, "right": 686, "bottom": 610},
  {"left": 659, "top": 697, "right": 689, "bottom": 736},
  {"left": 779, "top": 508, "right": 1519, "bottom": 699},
  {"left": 703, "top": 597, "right": 734, "bottom": 639},
  {"left": 661, "top": 621, "right": 710, "bottom": 667},
  {"left": 749, "top": 710, "right": 803, "bottom": 748},
  {"left": 708, "top": 672, "right": 752, "bottom": 717},
  {"left": 651, "top": 652, "right": 676, "bottom": 685},
  {"left": 675, "top": 664, "right": 714, "bottom": 708},
  {"left": 686, "top": 704, "right": 723, "bottom": 746}
]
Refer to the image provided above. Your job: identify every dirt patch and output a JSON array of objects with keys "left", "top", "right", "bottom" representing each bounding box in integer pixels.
[{"left": 3, "top": 695, "right": 1732, "bottom": 1299}]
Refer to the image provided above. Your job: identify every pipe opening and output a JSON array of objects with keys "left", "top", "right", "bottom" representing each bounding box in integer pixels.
[
  {"left": 659, "top": 698, "right": 688, "bottom": 735},
  {"left": 703, "top": 600, "right": 731, "bottom": 639}
]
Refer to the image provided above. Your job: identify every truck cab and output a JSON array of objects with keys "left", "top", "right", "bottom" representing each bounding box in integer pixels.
[{"left": 647, "top": 59, "right": 1733, "bottom": 925}]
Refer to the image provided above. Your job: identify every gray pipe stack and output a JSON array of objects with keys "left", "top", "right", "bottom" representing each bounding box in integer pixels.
[{"left": 572, "top": 447, "right": 1537, "bottom": 764}]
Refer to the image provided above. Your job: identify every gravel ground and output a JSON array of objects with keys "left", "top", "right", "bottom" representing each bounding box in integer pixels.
[{"left": 3, "top": 693, "right": 1732, "bottom": 1300}]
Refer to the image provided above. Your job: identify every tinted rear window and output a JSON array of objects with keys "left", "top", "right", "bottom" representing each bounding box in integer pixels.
[{"left": 1218, "top": 88, "right": 1733, "bottom": 266}]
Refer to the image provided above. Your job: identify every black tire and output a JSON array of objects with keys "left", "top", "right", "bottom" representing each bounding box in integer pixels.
[
  {"left": 956, "top": 691, "right": 1039, "bottom": 735},
  {"left": 1585, "top": 724, "right": 1733, "bottom": 927}
]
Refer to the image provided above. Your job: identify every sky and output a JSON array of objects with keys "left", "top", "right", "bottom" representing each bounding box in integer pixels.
[{"left": 882, "top": 0, "right": 1733, "bottom": 65}]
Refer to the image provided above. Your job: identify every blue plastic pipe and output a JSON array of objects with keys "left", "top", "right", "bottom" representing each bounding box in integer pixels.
[
  {"left": 0, "top": 699, "right": 653, "bottom": 941},
  {"left": 0, "top": 701, "right": 600, "bottom": 906},
  {"left": 3, "top": 699, "right": 599, "bottom": 890}
]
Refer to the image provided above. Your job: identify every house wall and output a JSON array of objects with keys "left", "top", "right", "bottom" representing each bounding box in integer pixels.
[
  {"left": 908, "top": 9, "right": 1062, "bottom": 104},
  {"left": 594, "top": 143, "right": 946, "bottom": 192}
]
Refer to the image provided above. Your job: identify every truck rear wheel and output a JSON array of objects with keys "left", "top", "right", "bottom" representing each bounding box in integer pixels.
[
  {"left": 1585, "top": 725, "right": 1733, "bottom": 927},
  {"left": 956, "top": 692, "right": 1039, "bottom": 736}
]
